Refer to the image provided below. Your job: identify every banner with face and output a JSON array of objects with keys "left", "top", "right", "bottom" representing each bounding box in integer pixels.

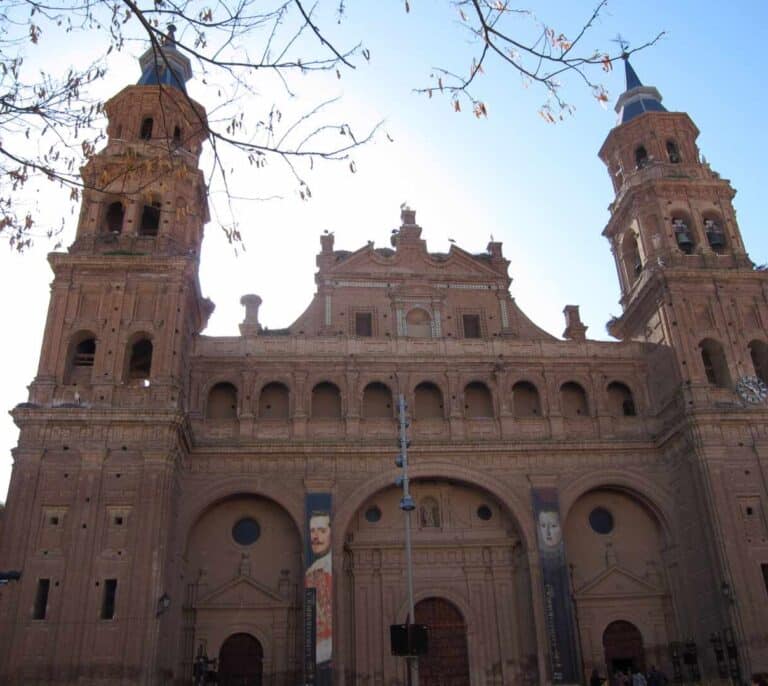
[
  {"left": 531, "top": 487, "right": 580, "bottom": 685},
  {"left": 304, "top": 493, "right": 332, "bottom": 686}
]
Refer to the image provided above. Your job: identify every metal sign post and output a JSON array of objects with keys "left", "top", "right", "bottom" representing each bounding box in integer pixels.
[{"left": 396, "top": 394, "right": 418, "bottom": 686}]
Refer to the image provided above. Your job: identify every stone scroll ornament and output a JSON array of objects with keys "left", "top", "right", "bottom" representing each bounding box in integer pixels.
[
  {"left": 304, "top": 493, "right": 333, "bottom": 686},
  {"left": 532, "top": 487, "right": 580, "bottom": 685}
]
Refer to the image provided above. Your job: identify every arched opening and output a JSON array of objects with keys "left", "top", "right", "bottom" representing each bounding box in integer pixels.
[
  {"left": 139, "top": 200, "right": 161, "bottom": 236},
  {"left": 172, "top": 125, "right": 182, "bottom": 146},
  {"left": 126, "top": 337, "right": 153, "bottom": 383},
  {"left": 414, "top": 598, "right": 470, "bottom": 686},
  {"left": 406, "top": 308, "right": 432, "bottom": 338},
  {"left": 561, "top": 381, "right": 588, "bottom": 417},
  {"left": 566, "top": 488, "right": 670, "bottom": 680},
  {"left": 634, "top": 146, "right": 649, "bottom": 169},
  {"left": 512, "top": 381, "right": 541, "bottom": 417},
  {"left": 606, "top": 382, "right": 636, "bottom": 417},
  {"left": 464, "top": 381, "right": 494, "bottom": 418},
  {"left": 666, "top": 140, "right": 681, "bottom": 164},
  {"left": 311, "top": 382, "right": 342, "bottom": 419},
  {"left": 104, "top": 201, "right": 125, "bottom": 234},
  {"left": 218, "top": 633, "right": 263, "bottom": 686},
  {"left": 603, "top": 621, "right": 645, "bottom": 678},
  {"left": 344, "top": 480, "right": 531, "bottom": 685},
  {"left": 65, "top": 333, "right": 96, "bottom": 385},
  {"left": 207, "top": 382, "right": 238, "bottom": 420},
  {"left": 362, "top": 382, "right": 392, "bottom": 419},
  {"left": 749, "top": 340, "right": 768, "bottom": 385},
  {"left": 671, "top": 215, "right": 695, "bottom": 255},
  {"left": 699, "top": 338, "right": 730, "bottom": 387},
  {"left": 140, "top": 117, "right": 153, "bottom": 140},
  {"left": 259, "top": 382, "right": 290, "bottom": 419},
  {"left": 703, "top": 215, "right": 727, "bottom": 253},
  {"left": 414, "top": 382, "right": 444, "bottom": 420},
  {"left": 184, "top": 494, "right": 302, "bottom": 684},
  {"left": 621, "top": 232, "right": 643, "bottom": 281}
]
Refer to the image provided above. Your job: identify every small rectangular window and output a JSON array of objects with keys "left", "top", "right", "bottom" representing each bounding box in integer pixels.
[
  {"left": 762, "top": 564, "right": 768, "bottom": 597},
  {"left": 355, "top": 312, "right": 373, "bottom": 337},
  {"left": 33, "top": 579, "right": 50, "bottom": 620},
  {"left": 462, "top": 314, "right": 481, "bottom": 339},
  {"left": 101, "top": 579, "right": 117, "bottom": 620}
]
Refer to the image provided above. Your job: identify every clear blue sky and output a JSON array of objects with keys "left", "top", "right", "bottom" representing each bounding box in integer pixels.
[{"left": 1, "top": 2, "right": 766, "bottom": 500}]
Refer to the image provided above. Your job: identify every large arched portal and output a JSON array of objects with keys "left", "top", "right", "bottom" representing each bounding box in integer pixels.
[
  {"left": 181, "top": 494, "right": 302, "bottom": 684},
  {"left": 343, "top": 479, "right": 538, "bottom": 685},
  {"left": 603, "top": 621, "right": 645, "bottom": 677},
  {"left": 219, "top": 633, "right": 264, "bottom": 686},
  {"left": 564, "top": 488, "right": 675, "bottom": 678},
  {"left": 415, "top": 597, "right": 469, "bottom": 686}
]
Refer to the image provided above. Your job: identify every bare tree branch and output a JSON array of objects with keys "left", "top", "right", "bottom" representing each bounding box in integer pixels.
[{"left": 0, "top": 1, "right": 662, "bottom": 249}]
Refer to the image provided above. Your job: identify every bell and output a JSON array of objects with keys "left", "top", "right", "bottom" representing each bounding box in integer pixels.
[
  {"left": 675, "top": 231, "right": 694, "bottom": 254},
  {"left": 707, "top": 231, "right": 726, "bottom": 248}
]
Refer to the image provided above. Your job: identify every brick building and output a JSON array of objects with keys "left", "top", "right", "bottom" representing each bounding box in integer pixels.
[{"left": 0, "top": 37, "right": 767, "bottom": 686}]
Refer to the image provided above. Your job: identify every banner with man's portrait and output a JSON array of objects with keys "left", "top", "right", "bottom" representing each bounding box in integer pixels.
[
  {"left": 531, "top": 487, "right": 580, "bottom": 685},
  {"left": 304, "top": 493, "right": 333, "bottom": 686}
]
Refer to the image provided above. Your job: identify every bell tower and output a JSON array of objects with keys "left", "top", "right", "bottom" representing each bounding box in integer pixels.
[
  {"left": 0, "top": 34, "right": 213, "bottom": 682},
  {"left": 600, "top": 56, "right": 768, "bottom": 400},
  {"left": 29, "top": 29, "right": 213, "bottom": 409},
  {"left": 72, "top": 29, "right": 209, "bottom": 256}
]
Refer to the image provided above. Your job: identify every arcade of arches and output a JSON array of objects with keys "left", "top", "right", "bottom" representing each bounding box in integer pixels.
[{"left": 175, "top": 482, "right": 678, "bottom": 685}]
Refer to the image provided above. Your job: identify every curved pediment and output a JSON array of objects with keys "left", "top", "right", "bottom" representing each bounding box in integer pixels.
[
  {"left": 326, "top": 241, "right": 507, "bottom": 283},
  {"left": 252, "top": 209, "right": 559, "bottom": 340}
]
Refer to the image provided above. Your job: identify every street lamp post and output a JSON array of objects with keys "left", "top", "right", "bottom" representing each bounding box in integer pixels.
[{"left": 396, "top": 394, "right": 418, "bottom": 686}]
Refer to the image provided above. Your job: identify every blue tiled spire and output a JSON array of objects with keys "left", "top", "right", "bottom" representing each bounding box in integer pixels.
[
  {"left": 137, "top": 26, "right": 192, "bottom": 93},
  {"left": 624, "top": 58, "right": 643, "bottom": 91},
  {"left": 615, "top": 54, "right": 666, "bottom": 124}
]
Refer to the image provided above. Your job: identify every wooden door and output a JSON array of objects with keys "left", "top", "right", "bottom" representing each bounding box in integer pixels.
[
  {"left": 603, "top": 620, "right": 645, "bottom": 678},
  {"left": 415, "top": 597, "right": 470, "bottom": 686},
  {"left": 218, "top": 633, "right": 263, "bottom": 686}
]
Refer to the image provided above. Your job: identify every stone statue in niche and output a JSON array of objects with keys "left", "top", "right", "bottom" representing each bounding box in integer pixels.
[
  {"left": 238, "top": 552, "right": 251, "bottom": 577},
  {"left": 419, "top": 497, "right": 441, "bottom": 528}
]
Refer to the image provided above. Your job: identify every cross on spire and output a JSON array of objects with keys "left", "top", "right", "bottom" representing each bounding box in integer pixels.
[{"left": 611, "top": 34, "right": 630, "bottom": 58}]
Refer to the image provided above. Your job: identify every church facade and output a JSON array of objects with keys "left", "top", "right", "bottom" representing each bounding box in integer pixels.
[{"left": 0, "top": 38, "right": 767, "bottom": 686}]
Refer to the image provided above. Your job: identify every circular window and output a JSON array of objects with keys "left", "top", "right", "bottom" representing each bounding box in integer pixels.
[
  {"left": 232, "top": 517, "right": 261, "bottom": 545},
  {"left": 477, "top": 505, "right": 493, "bottom": 521},
  {"left": 588, "top": 507, "right": 614, "bottom": 535},
  {"left": 365, "top": 506, "right": 382, "bottom": 523}
]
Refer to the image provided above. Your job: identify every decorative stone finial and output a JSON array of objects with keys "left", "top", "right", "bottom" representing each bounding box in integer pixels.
[
  {"left": 400, "top": 205, "right": 416, "bottom": 226},
  {"left": 562, "top": 305, "right": 588, "bottom": 341},
  {"left": 240, "top": 294, "right": 262, "bottom": 337},
  {"left": 487, "top": 240, "right": 503, "bottom": 259},
  {"left": 164, "top": 24, "right": 177, "bottom": 46},
  {"left": 395, "top": 205, "right": 422, "bottom": 245},
  {"left": 320, "top": 231, "right": 335, "bottom": 253}
]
